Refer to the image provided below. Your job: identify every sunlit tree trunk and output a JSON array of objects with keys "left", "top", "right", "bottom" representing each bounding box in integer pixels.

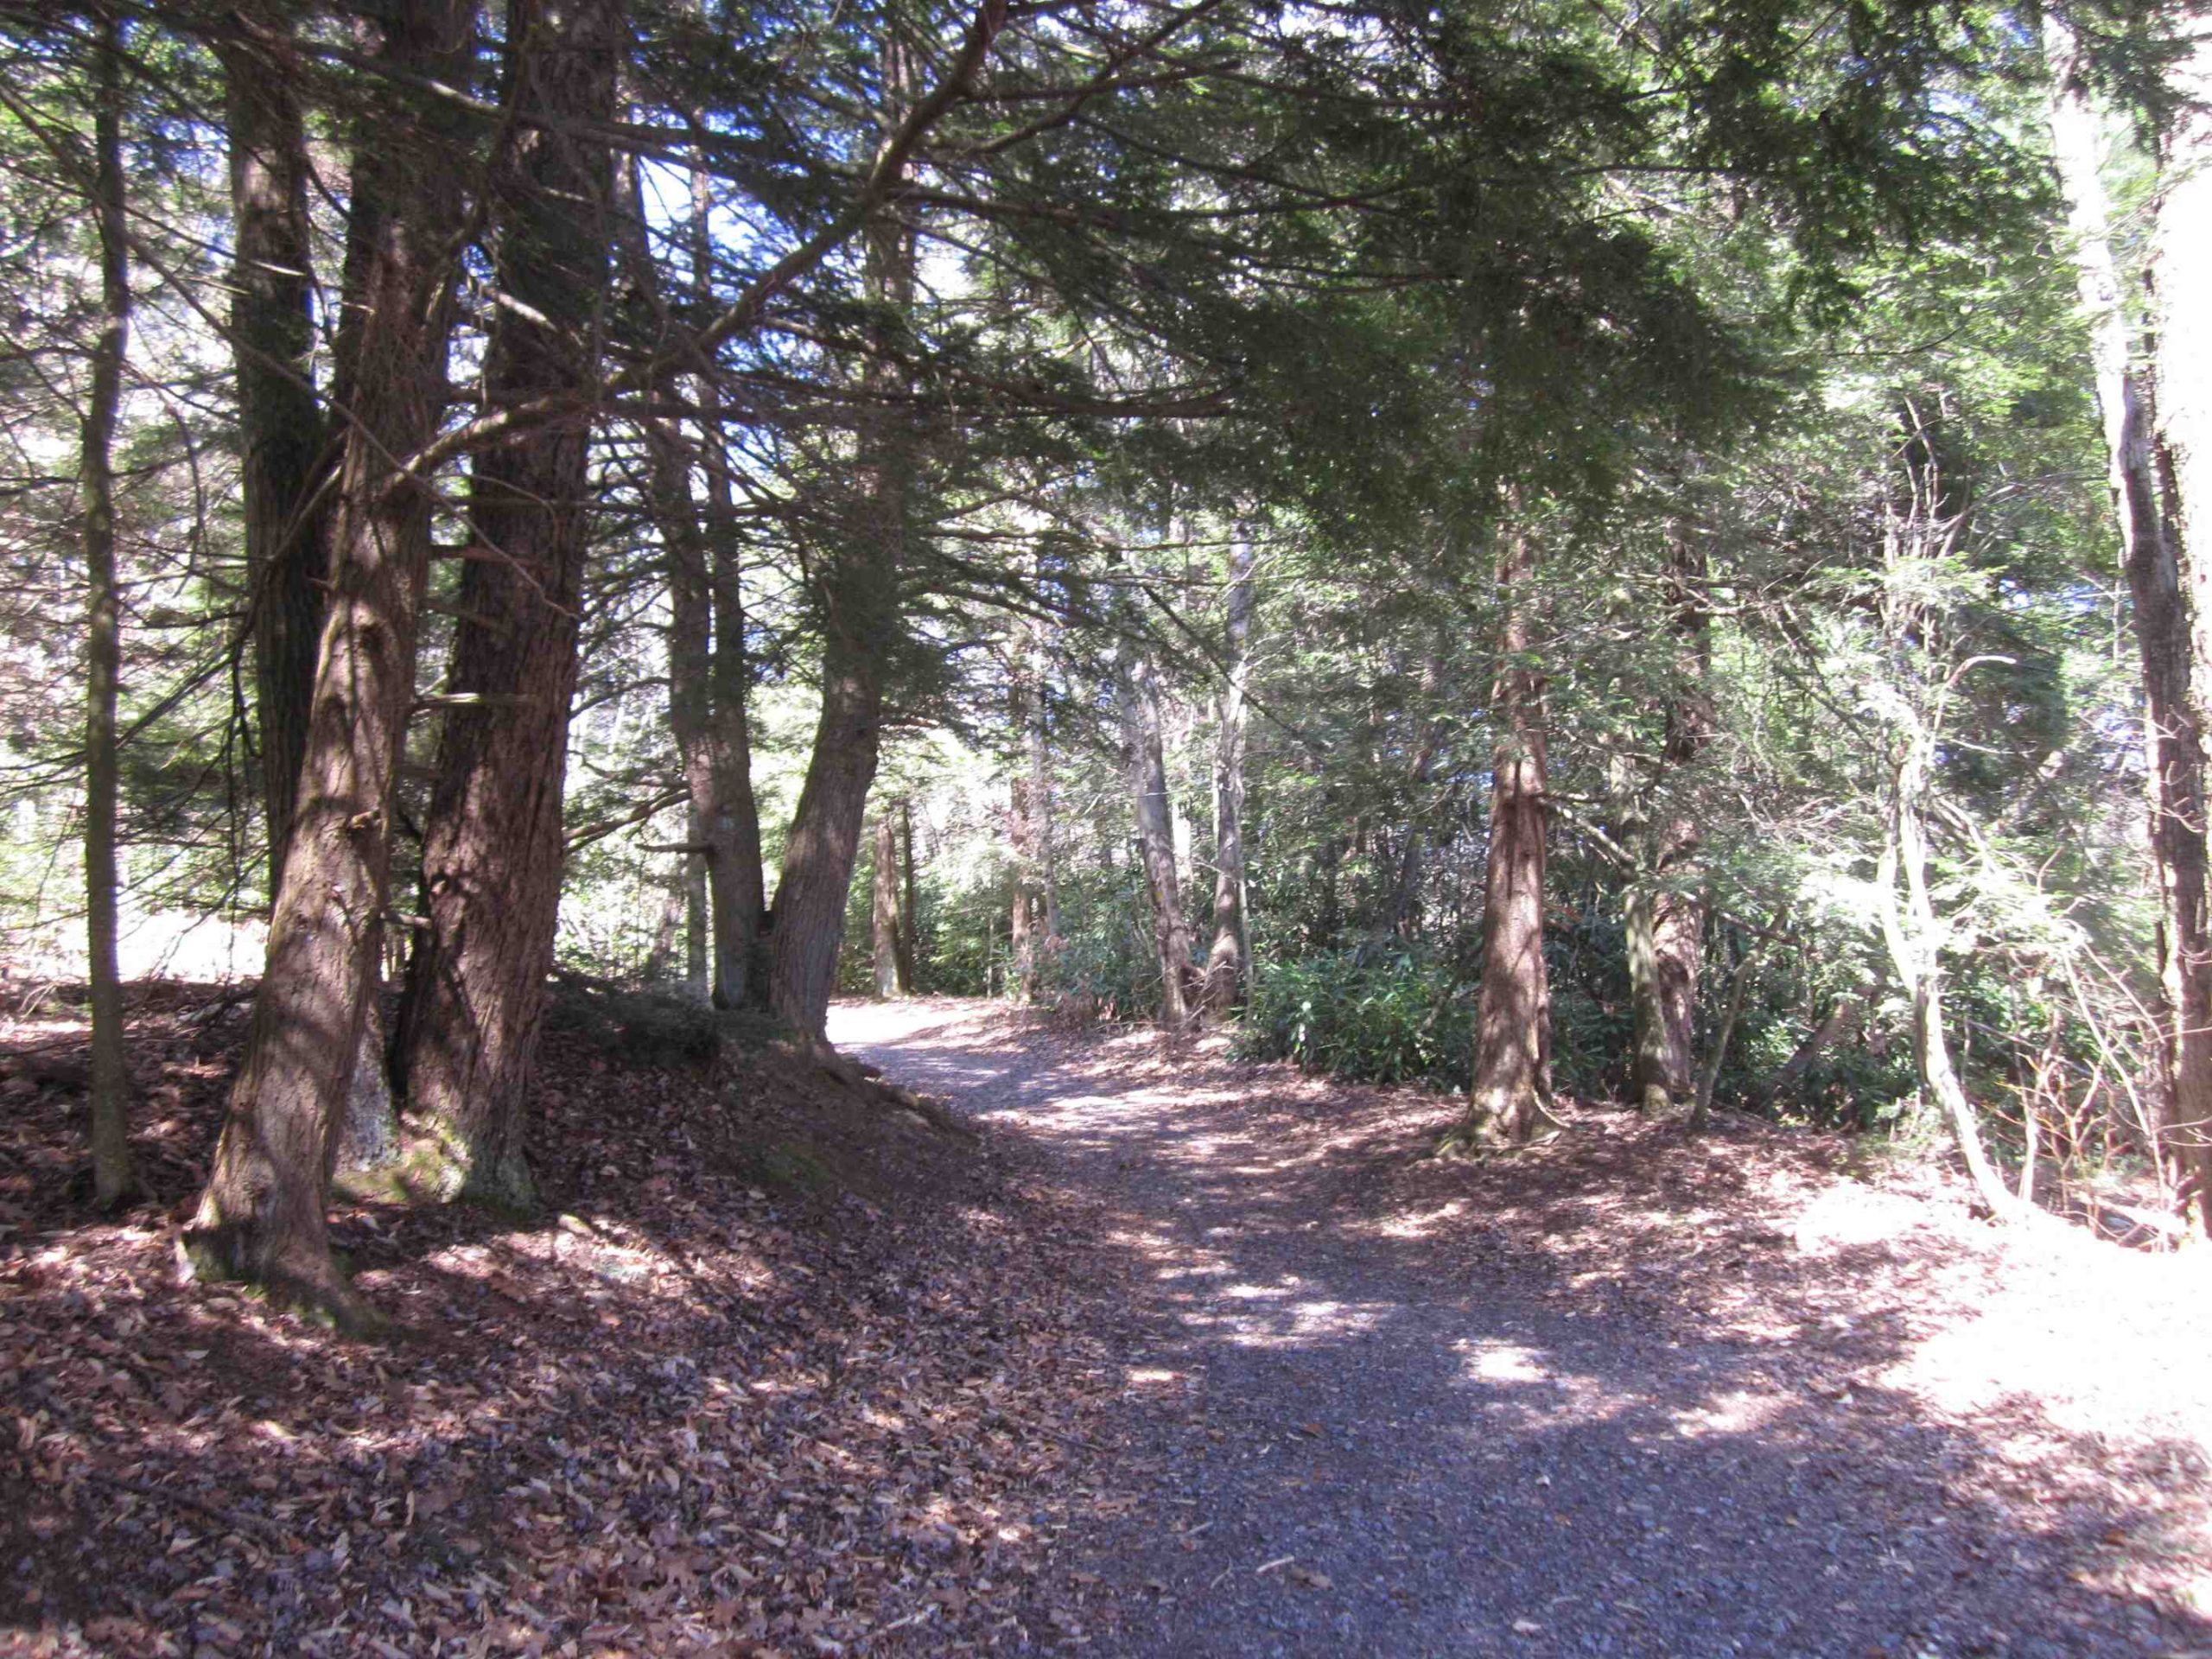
[
  {"left": 82, "top": 10, "right": 134, "bottom": 1211},
  {"left": 1118, "top": 644, "right": 1196, "bottom": 1028},
  {"left": 1878, "top": 741, "right": 2018, "bottom": 1215},
  {"left": 1461, "top": 525, "right": 1552, "bottom": 1144},
  {"left": 398, "top": 0, "right": 623, "bottom": 1209},
  {"left": 2152, "top": 9, "right": 2212, "bottom": 1229},
  {"left": 187, "top": 0, "right": 479, "bottom": 1326},
  {"left": 2044, "top": 14, "right": 2212, "bottom": 1232},
  {"left": 1205, "top": 537, "right": 1255, "bottom": 1014}
]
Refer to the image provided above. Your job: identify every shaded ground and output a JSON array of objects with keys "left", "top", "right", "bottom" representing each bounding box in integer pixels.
[
  {"left": 2, "top": 982, "right": 1125, "bottom": 1656},
  {"left": 832, "top": 998, "right": 2212, "bottom": 1659},
  {"left": 6, "top": 986, "right": 2209, "bottom": 1656}
]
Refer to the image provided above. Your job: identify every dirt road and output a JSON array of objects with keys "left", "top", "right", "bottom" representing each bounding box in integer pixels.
[{"left": 830, "top": 998, "right": 2212, "bottom": 1659}]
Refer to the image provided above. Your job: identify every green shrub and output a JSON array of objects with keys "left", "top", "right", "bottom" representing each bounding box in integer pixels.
[{"left": 1239, "top": 948, "right": 1474, "bottom": 1087}]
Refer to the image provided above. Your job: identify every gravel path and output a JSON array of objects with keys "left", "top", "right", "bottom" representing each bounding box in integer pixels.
[{"left": 830, "top": 1000, "right": 2212, "bottom": 1659}]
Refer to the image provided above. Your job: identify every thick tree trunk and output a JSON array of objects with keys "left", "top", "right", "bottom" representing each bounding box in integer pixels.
[
  {"left": 683, "top": 802, "right": 709, "bottom": 995},
  {"left": 770, "top": 596, "right": 898, "bottom": 1036},
  {"left": 872, "top": 810, "right": 901, "bottom": 999},
  {"left": 82, "top": 12, "right": 134, "bottom": 1211},
  {"left": 1461, "top": 527, "right": 1552, "bottom": 1145},
  {"left": 2151, "top": 12, "right": 2212, "bottom": 1230},
  {"left": 645, "top": 354, "right": 767, "bottom": 1012},
  {"left": 397, "top": 0, "right": 622, "bottom": 1211},
  {"left": 186, "top": 0, "right": 479, "bottom": 1326},
  {"left": 1118, "top": 645, "right": 1196, "bottom": 1029},
  {"left": 222, "top": 10, "right": 401, "bottom": 1175},
  {"left": 1205, "top": 537, "right": 1255, "bottom": 1014},
  {"left": 1624, "top": 882, "right": 1672, "bottom": 1111},
  {"left": 690, "top": 166, "right": 769, "bottom": 1009}
]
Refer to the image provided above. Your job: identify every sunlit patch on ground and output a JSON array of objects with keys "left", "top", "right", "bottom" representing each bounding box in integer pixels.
[{"left": 829, "top": 996, "right": 2212, "bottom": 1657}]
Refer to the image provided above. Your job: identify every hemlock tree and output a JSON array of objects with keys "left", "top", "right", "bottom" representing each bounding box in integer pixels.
[
  {"left": 187, "top": 0, "right": 484, "bottom": 1325},
  {"left": 395, "top": 0, "right": 626, "bottom": 1209}
]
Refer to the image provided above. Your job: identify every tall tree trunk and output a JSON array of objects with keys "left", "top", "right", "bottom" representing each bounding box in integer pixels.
[
  {"left": 2044, "top": 14, "right": 2212, "bottom": 1233},
  {"left": 1461, "top": 526, "right": 1552, "bottom": 1145},
  {"left": 1118, "top": 644, "right": 1195, "bottom": 1029},
  {"left": 897, "top": 796, "right": 919, "bottom": 992},
  {"left": 2152, "top": 10, "right": 2212, "bottom": 1230},
  {"left": 186, "top": 0, "right": 480, "bottom": 1327},
  {"left": 690, "top": 165, "right": 770, "bottom": 1009},
  {"left": 1205, "top": 537, "right": 1255, "bottom": 1014},
  {"left": 872, "top": 809, "right": 901, "bottom": 999},
  {"left": 222, "top": 8, "right": 399, "bottom": 1174},
  {"left": 766, "top": 35, "right": 917, "bottom": 1041},
  {"left": 683, "top": 801, "right": 709, "bottom": 995},
  {"left": 1008, "top": 645, "right": 1044, "bottom": 998},
  {"left": 654, "top": 432, "right": 768, "bottom": 1014},
  {"left": 1628, "top": 520, "right": 1713, "bottom": 1113},
  {"left": 222, "top": 8, "right": 328, "bottom": 887},
  {"left": 397, "top": 0, "right": 622, "bottom": 1210},
  {"left": 82, "top": 10, "right": 134, "bottom": 1211},
  {"left": 626, "top": 150, "right": 769, "bottom": 1013}
]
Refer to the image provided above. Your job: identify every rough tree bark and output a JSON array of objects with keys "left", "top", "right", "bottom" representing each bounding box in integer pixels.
[
  {"left": 221, "top": 7, "right": 398, "bottom": 1173},
  {"left": 2152, "top": 7, "right": 2212, "bottom": 1229},
  {"left": 1205, "top": 537, "right": 1255, "bottom": 1014},
  {"left": 82, "top": 10, "right": 135, "bottom": 1211},
  {"left": 1460, "top": 525, "right": 1553, "bottom": 1145},
  {"left": 2044, "top": 14, "right": 2212, "bottom": 1232},
  {"left": 397, "top": 0, "right": 624, "bottom": 1210},
  {"left": 221, "top": 7, "right": 327, "bottom": 884},
  {"left": 1118, "top": 643, "right": 1196, "bottom": 1029},
  {"left": 187, "top": 0, "right": 480, "bottom": 1325}
]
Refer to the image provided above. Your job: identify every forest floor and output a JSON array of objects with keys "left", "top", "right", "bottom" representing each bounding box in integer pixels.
[
  {"left": 1, "top": 988, "right": 2209, "bottom": 1658},
  {"left": 831, "top": 998, "right": 2212, "bottom": 1659}
]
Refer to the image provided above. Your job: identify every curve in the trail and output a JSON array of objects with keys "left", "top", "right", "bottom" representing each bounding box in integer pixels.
[{"left": 828, "top": 999, "right": 2205, "bottom": 1659}]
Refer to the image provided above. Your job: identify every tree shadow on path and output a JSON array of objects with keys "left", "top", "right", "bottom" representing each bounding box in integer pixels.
[{"left": 834, "top": 1001, "right": 2212, "bottom": 1659}]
